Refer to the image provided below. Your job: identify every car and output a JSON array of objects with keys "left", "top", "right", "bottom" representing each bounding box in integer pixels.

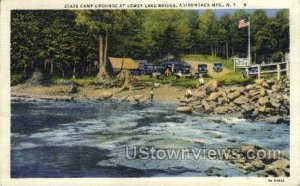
[
  {"left": 144, "top": 63, "right": 155, "bottom": 75},
  {"left": 242, "top": 67, "right": 258, "bottom": 78},
  {"left": 213, "top": 62, "right": 223, "bottom": 72},
  {"left": 131, "top": 69, "right": 145, "bottom": 75},
  {"left": 161, "top": 61, "right": 191, "bottom": 74},
  {"left": 197, "top": 64, "right": 208, "bottom": 77}
]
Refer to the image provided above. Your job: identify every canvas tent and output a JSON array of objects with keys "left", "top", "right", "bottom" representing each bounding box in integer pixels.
[{"left": 108, "top": 57, "right": 139, "bottom": 70}]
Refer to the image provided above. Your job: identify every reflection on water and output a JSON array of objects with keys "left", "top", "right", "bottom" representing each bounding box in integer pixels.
[{"left": 11, "top": 99, "right": 289, "bottom": 177}]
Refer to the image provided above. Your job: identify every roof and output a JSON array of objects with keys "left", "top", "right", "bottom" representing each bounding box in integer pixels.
[{"left": 108, "top": 57, "right": 139, "bottom": 70}]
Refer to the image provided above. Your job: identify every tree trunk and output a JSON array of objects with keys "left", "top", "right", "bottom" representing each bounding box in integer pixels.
[
  {"left": 50, "top": 60, "right": 53, "bottom": 74},
  {"left": 231, "top": 47, "right": 234, "bottom": 56},
  {"left": 72, "top": 64, "right": 76, "bottom": 79},
  {"left": 97, "top": 36, "right": 105, "bottom": 79},
  {"left": 210, "top": 45, "right": 214, "bottom": 56},
  {"left": 104, "top": 29, "right": 108, "bottom": 70},
  {"left": 226, "top": 42, "right": 229, "bottom": 59}
]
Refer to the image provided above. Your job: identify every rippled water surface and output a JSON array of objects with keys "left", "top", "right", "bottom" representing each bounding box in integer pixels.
[{"left": 11, "top": 99, "right": 289, "bottom": 177}]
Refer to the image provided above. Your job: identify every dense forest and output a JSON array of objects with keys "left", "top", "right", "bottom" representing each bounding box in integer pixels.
[{"left": 11, "top": 9, "right": 289, "bottom": 78}]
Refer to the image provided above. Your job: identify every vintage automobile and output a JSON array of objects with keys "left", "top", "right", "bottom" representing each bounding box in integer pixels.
[
  {"left": 242, "top": 67, "right": 258, "bottom": 78},
  {"left": 160, "top": 61, "right": 191, "bottom": 74},
  {"left": 197, "top": 64, "right": 208, "bottom": 77},
  {"left": 213, "top": 62, "right": 223, "bottom": 72}
]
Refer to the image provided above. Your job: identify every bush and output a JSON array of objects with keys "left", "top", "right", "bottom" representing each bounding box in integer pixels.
[{"left": 11, "top": 73, "right": 27, "bottom": 85}]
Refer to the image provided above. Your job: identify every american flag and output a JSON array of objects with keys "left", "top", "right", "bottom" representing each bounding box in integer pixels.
[{"left": 238, "top": 19, "right": 249, "bottom": 28}]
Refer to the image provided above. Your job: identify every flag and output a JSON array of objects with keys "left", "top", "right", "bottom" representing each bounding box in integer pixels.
[{"left": 238, "top": 19, "right": 249, "bottom": 28}]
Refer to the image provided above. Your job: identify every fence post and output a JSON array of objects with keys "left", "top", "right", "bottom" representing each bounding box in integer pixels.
[
  {"left": 234, "top": 58, "right": 236, "bottom": 72},
  {"left": 258, "top": 66, "right": 261, "bottom": 79},
  {"left": 277, "top": 64, "right": 280, "bottom": 81}
]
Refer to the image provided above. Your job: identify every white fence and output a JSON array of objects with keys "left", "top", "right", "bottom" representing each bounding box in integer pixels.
[{"left": 233, "top": 58, "right": 289, "bottom": 80}]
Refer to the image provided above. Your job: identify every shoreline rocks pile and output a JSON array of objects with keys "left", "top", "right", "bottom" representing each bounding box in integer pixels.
[
  {"left": 178, "top": 78, "right": 290, "bottom": 124},
  {"left": 228, "top": 145, "right": 289, "bottom": 177}
]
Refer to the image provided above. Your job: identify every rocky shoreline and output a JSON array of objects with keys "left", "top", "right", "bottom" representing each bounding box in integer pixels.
[{"left": 177, "top": 78, "right": 290, "bottom": 124}]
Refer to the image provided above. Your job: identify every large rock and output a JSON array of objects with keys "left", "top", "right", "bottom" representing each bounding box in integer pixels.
[
  {"left": 258, "top": 96, "right": 269, "bottom": 105},
  {"left": 206, "top": 80, "right": 218, "bottom": 93},
  {"left": 233, "top": 96, "right": 248, "bottom": 105},
  {"left": 194, "top": 92, "right": 206, "bottom": 100},
  {"left": 96, "top": 92, "right": 112, "bottom": 101},
  {"left": 260, "top": 88, "right": 267, "bottom": 96},
  {"left": 262, "top": 82, "right": 270, "bottom": 89},
  {"left": 227, "top": 91, "right": 240, "bottom": 100},
  {"left": 214, "top": 106, "right": 229, "bottom": 114},
  {"left": 264, "top": 158, "right": 290, "bottom": 177},
  {"left": 255, "top": 79, "right": 265, "bottom": 86},
  {"left": 201, "top": 100, "right": 216, "bottom": 112},
  {"left": 264, "top": 116, "right": 284, "bottom": 124},
  {"left": 246, "top": 84, "right": 255, "bottom": 90},
  {"left": 208, "top": 92, "right": 220, "bottom": 101},
  {"left": 249, "top": 89, "right": 260, "bottom": 97},
  {"left": 134, "top": 94, "right": 145, "bottom": 101},
  {"left": 176, "top": 106, "right": 193, "bottom": 114}
]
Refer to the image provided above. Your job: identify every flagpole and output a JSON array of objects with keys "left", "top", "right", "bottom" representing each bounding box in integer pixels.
[{"left": 248, "top": 16, "right": 251, "bottom": 66}]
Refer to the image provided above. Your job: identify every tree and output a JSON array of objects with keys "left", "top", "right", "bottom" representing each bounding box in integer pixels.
[{"left": 74, "top": 10, "right": 130, "bottom": 80}]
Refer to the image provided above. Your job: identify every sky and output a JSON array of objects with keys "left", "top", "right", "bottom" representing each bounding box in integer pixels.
[{"left": 198, "top": 9, "right": 283, "bottom": 18}]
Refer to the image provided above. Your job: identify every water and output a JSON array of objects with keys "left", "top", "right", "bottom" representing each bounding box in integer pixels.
[{"left": 11, "top": 99, "right": 289, "bottom": 177}]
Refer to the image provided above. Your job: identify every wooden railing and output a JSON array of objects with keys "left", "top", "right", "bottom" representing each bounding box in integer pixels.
[
  {"left": 245, "top": 62, "right": 289, "bottom": 80},
  {"left": 233, "top": 58, "right": 289, "bottom": 80}
]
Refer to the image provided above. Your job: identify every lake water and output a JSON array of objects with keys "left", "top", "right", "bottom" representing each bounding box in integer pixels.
[{"left": 11, "top": 99, "right": 289, "bottom": 177}]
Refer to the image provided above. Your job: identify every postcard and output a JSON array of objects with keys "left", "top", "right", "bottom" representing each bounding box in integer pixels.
[{"left": 1, "top": 0, "right": 300, "bottom": 185}]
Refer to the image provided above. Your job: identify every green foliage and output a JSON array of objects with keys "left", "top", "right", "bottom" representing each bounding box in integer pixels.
[
  {"left": 11, "top": 9, "right": 289, "bottom": 82},
  {"left": 11, "top": 73, "right": 28, "bottom": 85}
]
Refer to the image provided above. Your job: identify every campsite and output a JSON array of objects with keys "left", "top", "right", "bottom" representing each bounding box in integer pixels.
[{"left": 10, "top": 9, "right": 290, "bottom": 178}]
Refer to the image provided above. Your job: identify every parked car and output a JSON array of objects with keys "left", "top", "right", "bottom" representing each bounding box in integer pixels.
[
  {"left": 131, "top": 69, "right": 145, "bottom": 75},
  {"left": 242, "top": 67, "right": 258, "bottom": 78},
  {"left": 144, "top": 63, "right": 155, "bottom": 75},
  {"left": 197, "top": 64, "right": 208, "bottom": 77},
  {"left": 213, "top": 62, "right": 223, "bottom": 72},
  {"left": 161, "top": 61, "right": 191, "bottom": 74}
]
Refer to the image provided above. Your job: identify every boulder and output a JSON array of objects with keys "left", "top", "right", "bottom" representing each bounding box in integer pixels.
[
  {"left": 176, "top": 106, "right": 193, "bottom": 114},
  {"left": 246, "top": 84, "right": 254, "bottom": 90},
  {"left": 266, "top": 80, "right": 275, "bottom": 86},
  {"left": 134, "top": 95, "right": 145, "bottom": 101},
  {"left": 206, "top": 80, "right": 218, "bottom": 92},
  {"left": 272, "top": 85, "right": 279, "bottom": 92},
  {"left": 258, "top": 96, "right": 269, "bottom": 105},
  {"left": 262, "top": 82, "right": 270, "bottom": 89},
  {"left": 233, "top": 96, "right": 248, "bottom": 105},
  {"left": 264, "top": 116, "right": 284, "bottom": 124},
  {"left": 227, "top": 91, "right": 240, "bottom": 100},
  {"left": 260, "top": 88, "right": 267, "bottom": 96},
  {"left": 96, "top": 92, "right": 112, "bottom": 101},
  {"left": 201, "top": 100, "right": 216, "bottom": 112},
  {"left": 249, "top": 90, "right": 260, "bottom": 97},
  {"left": 126, "top": 96, "right": 135, "bottom": 102},
  {"left": 251, "top": 159, "right": 265, "bottom": 170},
  {"left": 255, "top": 79, "right": 265, "bottom": 85},
  {"left": 194, "top": 90, "right": 206, "bottom": 99},
  {"left": 139, "top": 96, "right": 150, "bottom": 103},
  {"left": 214, "top": 106, "right": 229, "bottom": 114},
  {"left": 208, "top": 92, "right": 220, "bottom": 101}
]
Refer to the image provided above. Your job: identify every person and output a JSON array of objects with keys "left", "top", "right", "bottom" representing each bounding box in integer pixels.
[
  {"left": 185, "top": 88, "right": 192, "bottom": 102},
  {"left": 150, "top": 87, "right": 154, "bottom": 102},
  {"left": 198, "top": 74, "right": 204, "bottom": 86}
]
